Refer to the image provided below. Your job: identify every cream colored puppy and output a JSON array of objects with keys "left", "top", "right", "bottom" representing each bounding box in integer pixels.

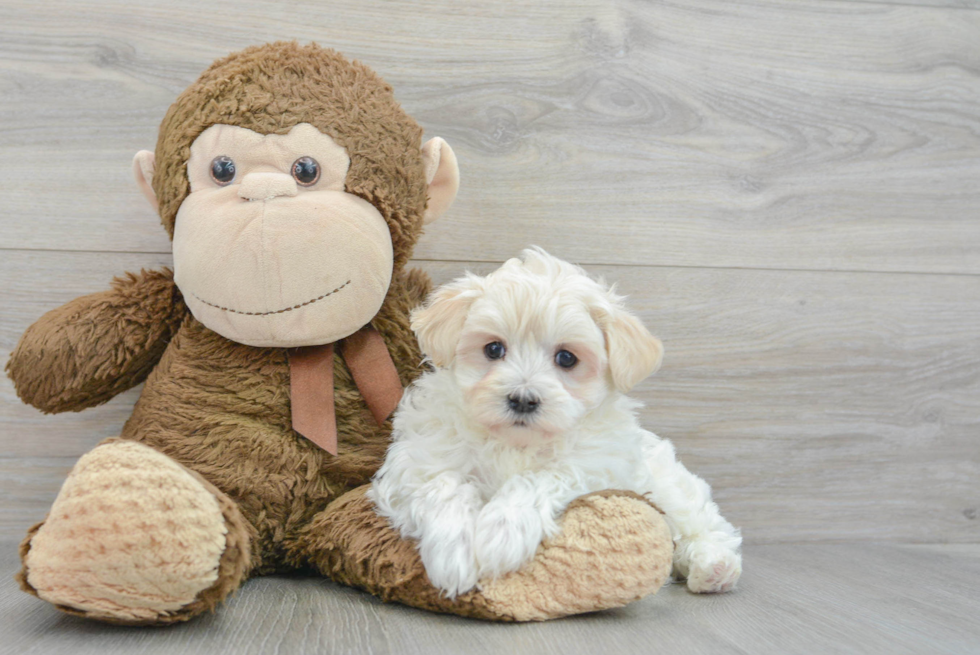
[{"left": 369, "top": 248, "right": 742, "bottom": 598}]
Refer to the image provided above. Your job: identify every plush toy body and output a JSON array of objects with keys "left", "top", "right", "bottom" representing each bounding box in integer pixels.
[{"left": 7, "top": 42, "right": 673, "bottom": 625}]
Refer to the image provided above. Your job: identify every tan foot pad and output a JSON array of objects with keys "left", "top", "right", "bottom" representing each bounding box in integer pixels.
[
  {"left": 23, "top": 440, "right": 228, "bottom": 622},
  {"left": 477, "top": 490, "right": 674, "bottom": 621}
]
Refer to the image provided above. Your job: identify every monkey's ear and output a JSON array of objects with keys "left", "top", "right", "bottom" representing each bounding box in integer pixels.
[
  {"left": 132, "top": 150, "right": 158, "bottom": 212},
  {"left": 421, "top": 137, "right": 459, "bottom": 224}
]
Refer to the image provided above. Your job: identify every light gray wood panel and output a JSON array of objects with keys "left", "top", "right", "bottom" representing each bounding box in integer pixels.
[
  {"left": 2, "top": 252, "right": 978, "bottom": 543},
  {"left": 843, "top": 0, "right": 979, "bottom": 7},
  {"left": 0, "top": 458, "right": 71, "bottom": 538},
  {"left": 1, "top": 0, "right": 980, "bottom": 274},
  {"left": 1, "top": 542, "right": 978, "bottom": 655}
]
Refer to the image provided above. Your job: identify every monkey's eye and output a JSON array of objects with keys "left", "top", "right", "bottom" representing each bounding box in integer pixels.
[
  {"left": 210, "top": 156, "right": 236, "bottom": 186},
  {"left": 484, "top": 341, "right": 506, "bottom": 361},
  {"left": 292, "top": 157, "right": 320, "bottom": 186},
  {"left": 555, "top": 349, "right": 578, "bottom": 369}
]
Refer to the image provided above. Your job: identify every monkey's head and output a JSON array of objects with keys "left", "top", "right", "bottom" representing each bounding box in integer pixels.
[{"left": 132, "top": 42, "right": 458, "bottom": 348}]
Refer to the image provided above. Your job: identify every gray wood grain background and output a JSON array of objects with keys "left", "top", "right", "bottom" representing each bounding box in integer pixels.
[{"left": 1, "top": 0, "right": 979, "bottom": 651}]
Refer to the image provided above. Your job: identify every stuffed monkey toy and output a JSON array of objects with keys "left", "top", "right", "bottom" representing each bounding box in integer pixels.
[{"left": 7, "top": 42, "right": 673, "bottom": 624}]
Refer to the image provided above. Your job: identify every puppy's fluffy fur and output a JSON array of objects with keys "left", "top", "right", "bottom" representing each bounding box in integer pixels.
[{"left": 369, "top": 248, "right": 742, "bottom": 598}]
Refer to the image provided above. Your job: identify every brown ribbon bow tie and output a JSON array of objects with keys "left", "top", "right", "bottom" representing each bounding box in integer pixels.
[{"left": 287, "top": 325, "right": 404, "bottom": 455}]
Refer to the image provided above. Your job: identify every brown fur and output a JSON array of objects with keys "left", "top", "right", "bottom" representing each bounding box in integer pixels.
[
  {"left": 121, "top": 272, "right": 426, "bottom": 577},
  {"left": 7, "top": 43, "right": 670, "bottom": 624}
]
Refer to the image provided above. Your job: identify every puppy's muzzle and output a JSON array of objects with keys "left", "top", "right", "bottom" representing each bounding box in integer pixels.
[{"left": 507, "top": 392, "right": 540, "bottom": 415}]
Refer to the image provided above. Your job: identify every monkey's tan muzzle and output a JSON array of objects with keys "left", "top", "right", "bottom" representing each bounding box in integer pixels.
[{"left": 238, "top": 172, "right": 298, "bottom": 201}]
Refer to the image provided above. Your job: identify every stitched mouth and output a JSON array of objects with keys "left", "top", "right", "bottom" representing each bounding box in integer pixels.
[{"left": 191, "top": 279, "right": 351, "bottom": 316}]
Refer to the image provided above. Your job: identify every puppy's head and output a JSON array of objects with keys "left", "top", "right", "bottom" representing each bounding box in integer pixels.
[{"left": 411, "top": 248, "right": 663, "bottom": 446}]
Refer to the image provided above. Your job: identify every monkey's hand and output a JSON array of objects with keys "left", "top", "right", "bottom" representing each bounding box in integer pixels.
[{"left": 6, "top": 268, "right": 186, "bottom": 413}]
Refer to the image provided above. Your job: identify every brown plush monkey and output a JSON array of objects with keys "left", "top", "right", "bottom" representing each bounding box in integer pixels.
[{"left": 7, "top": 42, "right": 673, "bottom": 624}]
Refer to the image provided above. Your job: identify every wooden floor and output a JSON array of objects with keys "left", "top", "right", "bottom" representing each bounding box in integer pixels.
[
  {"left": 1, "top": 0, "right": 979, "bottom": 651},
  {"left": 2, "top": 541, "right": 978, "bottom": 655}
]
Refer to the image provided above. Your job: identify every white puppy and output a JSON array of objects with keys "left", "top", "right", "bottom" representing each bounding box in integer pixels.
[{"left": 369, "top": 248, "right": 742, "bottom": 598}]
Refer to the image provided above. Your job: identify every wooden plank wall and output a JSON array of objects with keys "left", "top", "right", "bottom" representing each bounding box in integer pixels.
[{"left": 1, "top": 0, "right": 978, "bottom": 544}]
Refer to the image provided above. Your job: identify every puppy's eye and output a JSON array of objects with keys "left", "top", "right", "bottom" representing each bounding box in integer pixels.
[
  {"left": 210, "top": 156, "right": 236, "bottom": 185},
  {"left": 292, "top": 156, "right": 320, "bottom": 186},
  {"left": 555, "top": 349, "right": 578, "bottom": 369},
  {"left": 484, "top": 341, "right": 506, "bottom": 361}
]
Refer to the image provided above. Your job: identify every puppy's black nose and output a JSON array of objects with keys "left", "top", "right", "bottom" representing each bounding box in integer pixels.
[{"left": 507, "top": 393, "right": 540, "bottom": 415}]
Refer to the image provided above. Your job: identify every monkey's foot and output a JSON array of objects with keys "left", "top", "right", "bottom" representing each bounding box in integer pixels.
[
  {"left": 19, "top": 440, "right": 251, "bottom": 625},
  {"left": 298, "top": 486, "right": 673, "bottom": 621}
]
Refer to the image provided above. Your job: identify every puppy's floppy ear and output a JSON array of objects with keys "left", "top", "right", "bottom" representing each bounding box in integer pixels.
[
  {"left": 597, "top": 302, "right": 664, "bottom": 393},
  {"left": 411, "top": 273, "right": 485, "bottom": 367}
]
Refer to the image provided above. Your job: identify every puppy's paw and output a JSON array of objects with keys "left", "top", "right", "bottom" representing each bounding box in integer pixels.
[
  {"left": 419, "top": 538, "right": 479, "bottom": 599},
  {"left": 474, "top": 501, "right": 544, "bottom": 579},
  {"left": 685, "top": 543, "right": 742, "bottom": 594}
]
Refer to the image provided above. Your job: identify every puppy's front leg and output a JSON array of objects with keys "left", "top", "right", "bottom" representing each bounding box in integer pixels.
[
  {"left": 412, "top": 473, "right": 483, "bottom": 598},
  {"left": 474, "top": 474, "right": 559, "bottom": 580},
  {"left": 641, "top": 432, "right": 742, "bottom": 593}
]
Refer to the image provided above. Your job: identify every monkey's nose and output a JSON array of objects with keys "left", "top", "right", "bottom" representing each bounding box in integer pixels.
[
  {"left": 507, "top": 393, "right": 540, "bottom": 415},
  {"left": 238, "top": 173, "right": 298, "bottom": 201}
]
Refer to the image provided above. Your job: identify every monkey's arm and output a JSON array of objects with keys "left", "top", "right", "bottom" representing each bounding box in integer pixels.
[
  {"left": 403, "top": 267, "right": 433, "bottom": 308},
  {"left": 6, "top": 268, "right": 186, "bottom": 413}
]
